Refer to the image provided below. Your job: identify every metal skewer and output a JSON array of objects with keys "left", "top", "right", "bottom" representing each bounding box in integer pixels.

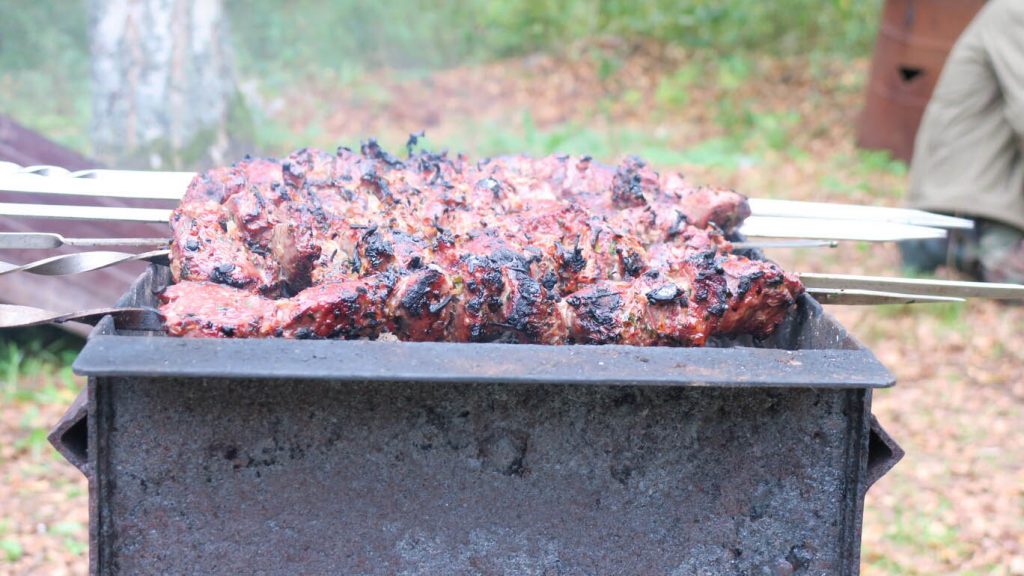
[
  {"left": 0, "top": 250, "right": 169, "bottom": 276},
  {"left": 0, "top": 246, "right": 1010, "bottom": 304},
  {"left": 0, "top": 201, "right": 949, "bottom": 243},
  {"left": 0, "top": 202, "right": 172, "bottom": 223},
  {"left": 0, "top": 162, "right": 191, "bottom": 200},
  {"left": 748, "top": 198, "right": 973, "bottom": 230},
  {"left": 0, "top": 163, "right": 975, "bottom": 230},
  {"left": 807, "top": 288, "right": 964, "bottom": 305},
  {"left": 0, "top": 288, "right": 964, "bottom": 331},
  {"left": 4, "top": 246, "right": 813, "bottom": 276},
  {"left": 0, "top": 232, "right": 168, "bottom": 249},
  {"left": 799, "top": 272, "right": 1024, "bottom": 300},
  {"left": 739, "top": 216, "right": 947, "bottom": 242},
  {"left": 731, "top": 240, "right": 839, "bottom": 250},
  {"left": 0, "top": 304, "right": 164, "bottom": 330},
  {"left": 0, "top": 234, "right": 833, "bottom": 252}
]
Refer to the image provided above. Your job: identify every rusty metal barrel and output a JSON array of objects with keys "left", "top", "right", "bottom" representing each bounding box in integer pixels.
[{"left": 856, "top": 0, "right": 986, "bottom": 162}]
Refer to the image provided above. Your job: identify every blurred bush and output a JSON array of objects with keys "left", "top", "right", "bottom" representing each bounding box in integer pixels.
[
  {"left": 1, "top": 0, "right": 883, "bottom": 87},
  {"left": 0, "top": 1, "right": 91, "bottom": 149},
  {"left": 229, "top": 0, "right": 882, "bottom": 78},
  {"left": 0, "top": 0, "right": 881, "bottom": 152}
]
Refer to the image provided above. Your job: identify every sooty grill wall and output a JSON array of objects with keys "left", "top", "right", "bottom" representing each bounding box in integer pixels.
[{"left": 51, "top": 265, "right": 903, "bottom": 575}]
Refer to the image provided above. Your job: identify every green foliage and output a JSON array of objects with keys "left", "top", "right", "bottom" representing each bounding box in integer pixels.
[
  {"left": 16, "top": 405, "right": 51, "bottom": 459},
  {"left": 655, "top": 63, "right": 701, "bottom": 110},
  {"left": 591, "top": 0, "right": 880, "bottom": 56},
  {"left": 52, "top": 521, "right": 87, "bottom": 556},
  {"left": 0, "top": 1, "right": 92, "bottom": 151},
  {"left": 0, "top": 1, "right": 88, "bottom": 72},
  {"left": 857, "top": 149, "right": 908, "bottom": 177},
  {"left": 752, "top": 111, "right": 802, "bottom": 152},
  {"left": 0, "top": 328, "right": 83, "bottom": 404},
  {"left": 716, "top": 55, "right": 752, "bottom": 90},
  {"left": 882, "top": 496, "right": 967, "bottom": 561},
  {"left": 0, "top": 537, "right": 22, "bottom": 563},
  {"left": 870, "top": 297, "right": 968, "bottom": 334},
  {"left": 0, "top": 0, "right": 882, "bottom": 154},
  {"left": 228, "top": 0, "right": 882, "bottom": 81},
  {"left": 430, "top": 111, "right": 757, "bottom": 174}
]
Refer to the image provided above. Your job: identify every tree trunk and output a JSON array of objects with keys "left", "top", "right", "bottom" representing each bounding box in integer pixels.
[{"left": 89, "top": 0, "right": 242, "bottom": 169}]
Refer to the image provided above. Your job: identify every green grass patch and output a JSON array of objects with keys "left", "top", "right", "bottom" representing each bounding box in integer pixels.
[
  {"left": 0, "top": 328, "right": 82, "bottom": 465},
  {"left": 16, "top": 405, "right": 52, "bottom": 459},
  {"left": 857, "top": 149, "right": 908, "bottom": 177},
  {"left": 1, "top": 327, "right": 83, "bottom": 405},
  {"left": 52, "top": 521, "right": 87, "bottom": 556},
  {"left": 423, "top": 112, "right": 757, "bottom": 172},
  {"left": 817, "top": 148, "right": 910, "bottom": 202},
  {"left": 0, "top": 537, "right": 23, "bottom": 563},
  {"left": 655, "top": 63, "right": 702, "bottom": 110},
  {"left": 872, "top": 301, "right": 967, "bottom": 330},
  {"left": 885, "top": 497, "right": 966, "bottom": 552}
]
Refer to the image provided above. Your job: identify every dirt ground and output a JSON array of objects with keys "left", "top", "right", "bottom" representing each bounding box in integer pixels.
[{"left": 1, "top": 45, "right": 1022, "bottom": 574}]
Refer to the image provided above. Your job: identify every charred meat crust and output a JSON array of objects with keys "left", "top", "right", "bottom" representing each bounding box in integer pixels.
[{"left": 162, "top": 144, "right": 802, "bottom": 345}]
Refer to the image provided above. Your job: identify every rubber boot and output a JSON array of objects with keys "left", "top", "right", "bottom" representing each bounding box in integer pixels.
[{"left": 979, "top": 221, "right": 1024, "bottom": 284}]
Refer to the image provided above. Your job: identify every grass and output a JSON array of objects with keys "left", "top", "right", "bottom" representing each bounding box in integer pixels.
[
  {"left": 1, "top": 327, "right": 82, "bottom": 405},
  {"left": 0, "top": 537, "right": 23, "bottom": 563},
  {"left": 1, "top": 326, "right": 82, "bottom": 422},
  {"left": 51, "top": 520, "right": 87, "bottom": 556},
  {"left": 0, "top": 329, "right": 86, "bottom": 566},
  {"left": 1, "top": 329, "right": 84, "bottom": 463}
]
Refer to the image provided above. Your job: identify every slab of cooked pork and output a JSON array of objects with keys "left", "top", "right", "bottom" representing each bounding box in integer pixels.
[{"left": 160, "top": 142, "right": 803, "bottom": 346}]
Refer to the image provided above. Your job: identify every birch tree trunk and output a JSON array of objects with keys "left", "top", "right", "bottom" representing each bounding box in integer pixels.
[{"left": 90, "top": 0, "right": 243, "bottom": 169}]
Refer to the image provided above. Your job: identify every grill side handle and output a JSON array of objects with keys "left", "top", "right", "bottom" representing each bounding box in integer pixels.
[
  {"left": 865, "top": 414, "right": 904, "bottom": 490},
  {"left": 48, "top": 389, "right": 90, "bottom": 477}
]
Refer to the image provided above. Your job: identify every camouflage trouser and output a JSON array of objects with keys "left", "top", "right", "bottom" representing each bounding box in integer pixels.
[{"left": 899, "top": 219, "right": 1024, "bottom": 283}]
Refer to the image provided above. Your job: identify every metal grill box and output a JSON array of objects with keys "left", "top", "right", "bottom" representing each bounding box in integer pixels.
[{"left": 52, "top": 265, "right": 903, "bottom": 575}]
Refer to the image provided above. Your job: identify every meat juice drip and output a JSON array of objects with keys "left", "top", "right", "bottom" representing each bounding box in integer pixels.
[{"left": 162, "top": 143, "right": 802, "bottom": 346}]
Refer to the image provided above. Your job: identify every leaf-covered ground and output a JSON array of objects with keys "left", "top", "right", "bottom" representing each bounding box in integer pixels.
[{"left": 1, "top": 45, "right": 1022, "bottom": 574}]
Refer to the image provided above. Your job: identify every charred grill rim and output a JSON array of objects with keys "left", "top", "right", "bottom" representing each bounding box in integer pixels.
[{"left": 74, "top": 263, "right": 894, "bottom": 387}]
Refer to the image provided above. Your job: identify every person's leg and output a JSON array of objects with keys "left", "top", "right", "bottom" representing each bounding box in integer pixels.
[
  {"left": 899, "top": 237, "right": 954, "bottom": 274},
  {"left": 978, "top": 220, "right": 1024, "bottom": 284},
  {"left": 899, "top": 224, "right": 982, "bottom": 277}
]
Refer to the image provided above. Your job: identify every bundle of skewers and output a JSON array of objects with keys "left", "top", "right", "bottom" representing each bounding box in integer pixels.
[{"left": 0, "top": 144, "right": 1021, "bottom": 343}]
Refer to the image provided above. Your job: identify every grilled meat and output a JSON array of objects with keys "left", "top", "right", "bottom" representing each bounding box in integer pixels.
[{"left": 163, "top": 143, "right": 802, "bottom": 346}]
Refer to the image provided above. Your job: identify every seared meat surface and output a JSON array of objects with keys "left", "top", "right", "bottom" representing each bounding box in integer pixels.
[{"left": 163, "top": 144, "right": 802, "bottom": 345}]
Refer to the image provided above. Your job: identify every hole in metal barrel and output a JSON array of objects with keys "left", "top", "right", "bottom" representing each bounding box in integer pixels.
[
  {"left": 866, "top": 415, "right": 905, "bottom": 489},
  {"left": 898, "top": 65, "right": 924, "bottom": 83},
  {"left": 60, "top": 416, "right": 89, "bottom": 465}
]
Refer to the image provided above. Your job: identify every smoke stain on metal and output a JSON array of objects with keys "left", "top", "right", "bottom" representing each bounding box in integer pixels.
[{"left": 55, "top": 266, "right": 903, "bottom": 575}]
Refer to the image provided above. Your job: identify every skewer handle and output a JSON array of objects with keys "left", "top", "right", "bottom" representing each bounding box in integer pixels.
[
  {"left": 732, "top": 240, "right": 839, "bottom": 250},
  {"left": 800, "top": 272, "right": 1024, "bottom": 300},
  {"left": 0, "top": 304, "right": 164, "bottom": 330},
  {"left": 0, "top": 202, "right": 172, "bottom": 223},
  {"left": 748, "top": 198, "right": 974, "bottom": 230},
  {"left": 0, "top": 232, "right": 169, "bottom": 249},
  {"left": 807, "top": 288, "right": 965, "bottom": 305},
  {"left": 0, "top": 162, "right": 190, "bottom": 200},
  {"left": 0, "top": 250, "right": 170, "bottom": 276}
]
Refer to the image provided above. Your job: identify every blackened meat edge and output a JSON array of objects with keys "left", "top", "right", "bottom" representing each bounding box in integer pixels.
[{"left": 162, "top": 144, "right": 801, "bottom": 346}]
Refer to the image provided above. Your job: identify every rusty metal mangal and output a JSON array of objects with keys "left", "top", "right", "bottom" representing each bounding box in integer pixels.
[{"left": 52, "top": 265, "right": 903, "bottom": 575}]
